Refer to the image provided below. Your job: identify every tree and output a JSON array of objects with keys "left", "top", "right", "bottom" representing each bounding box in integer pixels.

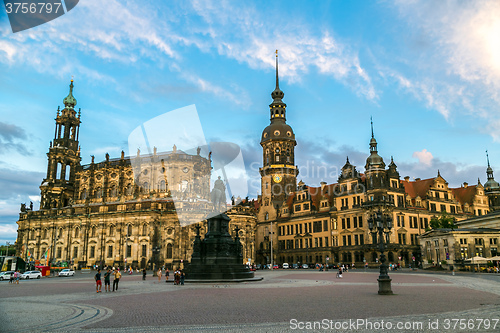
[{"left": 430, "top": 212, "right": 456, "bottom": 230}]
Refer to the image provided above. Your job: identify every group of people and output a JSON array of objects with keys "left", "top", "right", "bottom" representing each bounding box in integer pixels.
[
  {"left": 155, "top": 267, "right": 184, "bottom": 285},
  {"left": 8, "top": 270, "right": 21, "bottom": 284},
  {"left": 94, "top": 267, "right": 121, "bottom": 293}
]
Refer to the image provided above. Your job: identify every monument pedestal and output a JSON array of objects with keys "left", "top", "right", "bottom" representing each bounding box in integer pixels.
[{"left": 185, "top": 213, "right": 259, "bottom": 281}]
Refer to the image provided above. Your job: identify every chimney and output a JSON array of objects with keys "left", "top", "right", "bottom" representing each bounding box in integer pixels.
[
  {"left": 404, "top": 176, "right": 410, "bottom": 182},
  {"left": 463, "top": 182, "right": 468, "bottom": 188},
  {"left": 415, "top": 178, "right": 421, "bottom": 181}
]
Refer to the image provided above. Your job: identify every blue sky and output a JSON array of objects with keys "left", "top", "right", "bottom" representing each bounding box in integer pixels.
[{"left": 1, "top": 0, "right": 500, "bottom": 243}]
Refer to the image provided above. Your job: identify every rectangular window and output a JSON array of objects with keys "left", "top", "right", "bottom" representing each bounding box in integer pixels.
[
  {"left": 323, "top": 219, "right": 328, "bottom": 231},
  {"left": 450, "top": 206, "right": 455, "bottom": 214},
  {"left": 108, "top": 245, "right": 113, "bottom": 258},
  {"left": 325, "top": 237, "right": 328, "bottom": 247},
  {"left": 303, "top": 203, "right": 309, "bottom": 210},
  {"left": 359, "top": 234, "right": 364, "bottom": 245},
  {"left": 354, "top": 234, "right": 359, "bottom": 245},
  {"left": 347, "top": 218, "right": 351, "bottom": 229},
  {"left": 299, "top": 224, "right": 303, "bottom": 234},
  {"left": 295, "top": 205, "right": 301, "bottom": 212},
  {"left": 73, "top": 246, "right": 78, "bottom": 258},
  {"left": 56, "top": 247, "right": 62, "bottom": 258},
  {"left": 343, "top": 235, "right": 347, "bottom": 246},
  {"left": 319, "top": 238, "right": 323, "bottom": 247},
  {"left": 342, "top": 218, "right": 346, "bottom": 229},
  {"left": 347, "top": 235, "right": 352, "bottom": 246},
  {"left": 353, "top": 216, "right": 358, "bottom": 228},
  {"left": 431, "top": 203, "right": 436, "bottom": 212},
  {"left": 90, "top": 246, "right": 95, "bottom": 258},
  {"left": 440, "top": 204, "right": 446, "bottom": 212},
  {"left": 358, "top": 216, "right": 363, "bottom": 228},
  {"left": 126, "top": 245, "right": 132, "bottom": 257}
]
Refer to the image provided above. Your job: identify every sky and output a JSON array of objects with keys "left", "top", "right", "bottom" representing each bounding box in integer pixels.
[{"left": 1, "top": 0, "right": 500, "bottom": 244}]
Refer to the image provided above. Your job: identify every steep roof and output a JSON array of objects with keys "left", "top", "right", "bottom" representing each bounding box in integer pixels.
[
  {"left": 402, "top": 177, "right": 435, "bottom": 199},
  {"left": 451, "top": 185, "right": 477, "bottom": 205}
]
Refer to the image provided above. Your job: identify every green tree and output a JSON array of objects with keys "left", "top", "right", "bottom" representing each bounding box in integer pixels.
[{"left": 430, "top": 212, "right": 456, "bottom": 230}]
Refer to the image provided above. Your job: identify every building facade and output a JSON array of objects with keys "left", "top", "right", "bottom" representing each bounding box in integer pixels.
[
  {"left": 16, "top": 81, "right": 256, "bottom": 270},
  {"left": 255, "top": 55, "right": 499, "bottom": 268}
]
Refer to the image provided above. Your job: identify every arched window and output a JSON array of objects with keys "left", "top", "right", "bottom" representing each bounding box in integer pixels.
[
  {"left": 109, "top": 225, "right": 114, "bottom": 236},
  {"left": 166, "top": 243, "right": 173, "bottom": 259},
  {"left": 74, "top": 227, "right": 79, "bottom": 238},
  {"left": 43, "top": 229, "right": 47, "bottom": 239},
  {"left": 142, "top": 182, "right": 149, "bottom": 193},
  {"left": 96, "top": 187, "right": 102, "bottom": 199},
  {"left": 126, "top": 183, "right": 133, "bottom": 195},
  {"left": 159, "top": 180, "right": 166, "bottom": 192},
  {"left": 142, "top": 224, "right": 147, "bottom": 236},
  {"left": 58, "top": 228, "right": 63, "bottom": 238},
  {"left": 81, "top": 189, "right": 87, "bottom": 200},
  {"left": 91, "top": 226, "right": 96, "bottom": 237},
  {"left": 127, "top": 224, "right": 132, "bottom": 236}
]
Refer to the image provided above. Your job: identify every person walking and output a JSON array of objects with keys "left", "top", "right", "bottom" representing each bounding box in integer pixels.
[
  {"left": 9, "top": 271, "right": 13, "bottom": 284},
  {"left": 95, "top": 269, "right": 102, "bottom": 293},
  {"left": 157, "top": 268, "right": 162, "bottom": 282},
  {"left": 336, "top": 267, "right": 343, "bottom": 279},
  {"left": 104, "top": 269, "right": 111, "bottom": 292},
  {"left": 113, "top": 269, "right": 121, "bottom": 291},
  {"left": 142, "top": 268, "right": 146, "bottom": 280},
  {"left": 165, "top": 268, "right": 169, "bottom": 283},
  {"left": 180, "top": 271, "right": 185, "bottom": 285}
]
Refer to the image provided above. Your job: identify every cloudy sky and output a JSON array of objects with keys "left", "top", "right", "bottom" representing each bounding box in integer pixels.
[{"left": 1, "top": 0, "right": 500, "bottom": 243}]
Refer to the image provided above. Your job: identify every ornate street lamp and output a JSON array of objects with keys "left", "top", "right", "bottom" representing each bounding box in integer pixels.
[
  {"left": 152, "top": 246, "right": 160, "bottom": 271},
  {"left": 368, "top": 209, "right": 394, "bottom": 295}
]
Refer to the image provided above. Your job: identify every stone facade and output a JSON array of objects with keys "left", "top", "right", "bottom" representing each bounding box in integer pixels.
[
  {"left": 16, "top": 81, "right": 256, "bottom": 270},
  {"left": 255, "top": 54, "right": 499, "bottom": 269}
]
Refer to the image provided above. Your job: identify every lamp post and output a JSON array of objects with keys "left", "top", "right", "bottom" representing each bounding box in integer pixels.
[
  {"left": 368, "top": 209, "right": 394, "bottom": 295},
  {"left": 152, "top": 246, "right": 160, "bottom": 272}
]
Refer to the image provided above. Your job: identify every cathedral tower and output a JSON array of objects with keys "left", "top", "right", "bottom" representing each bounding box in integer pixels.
[
  {"left": 259, "top": 51, "right": 298, "bottom": 216},
  {"left": 40, "top": 80, "right": 82, "bottom": 209}
]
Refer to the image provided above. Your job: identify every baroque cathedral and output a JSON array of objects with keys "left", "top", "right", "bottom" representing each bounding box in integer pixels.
[
  {"left": 16, "top": 53, "right": 500, "bottom": 270},
  {"left": 16, "top": 80, "right": 257, "bottom": 270}
]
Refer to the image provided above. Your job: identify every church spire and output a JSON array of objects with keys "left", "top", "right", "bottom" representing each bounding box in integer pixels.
[
  {"left": 369, "top": 117, "right": 377, "bottom": 153},
  {"left": 63, "top": 79, "right": 77, "bottom": 109},
  {"left": 269, "top": 50, "right": 286, "bottom": 121},
  {"left": 486, "top": 150, "right": 495, "bottom": 182}
]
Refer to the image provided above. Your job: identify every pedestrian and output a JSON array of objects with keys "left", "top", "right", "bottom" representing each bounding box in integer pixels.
[
  {"left": 95, "top": 269, "right": 102, "bottom": 293},
  {"left": 104, "top": 268, "right": 111, "bottom": 292},
  {"left": 9, "top": 271, "right": 13, "bottom": 284},
  {"left": 113, "top": 269, "right": 121, "bottom": 291},
  {"left": 336, "top": 267, "right": 342, "bottom": 279},
  {"left": 142, "top": 268, "right": 146, "bottom": 280},
  {"left": 180, "top": 271, "right": 185, "bottom": 285},
  {"left": 165, "top": 268, "right": 169, "bottom": 283},
  {"left": 157, "top": 268, "right": 162, "bottom": 282}
]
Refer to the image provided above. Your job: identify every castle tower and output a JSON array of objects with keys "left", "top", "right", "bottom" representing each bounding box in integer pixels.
[
  {"left": 364, "top": 118, "right": 389, "bottom": 202},
  {"left": 259, "top": 51, "right": 298, "bottom": 215},
  {"left": 484, "top": 150, "right": 500, "bottom": 212},
  {"left": 40, "top": 80, "right": 82, "bottom": 209}
]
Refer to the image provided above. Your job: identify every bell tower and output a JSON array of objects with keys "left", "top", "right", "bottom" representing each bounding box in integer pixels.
[
  {"left": 259, "top": 51, "right": 298, "bottom": 216},
  {"left": 40, "top": 80, "right": 82, "bottom": 209}
]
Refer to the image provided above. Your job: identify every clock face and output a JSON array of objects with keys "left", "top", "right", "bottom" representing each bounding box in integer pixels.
[{"left": 273, "top": 175, "right": 282, "bottom": 183}]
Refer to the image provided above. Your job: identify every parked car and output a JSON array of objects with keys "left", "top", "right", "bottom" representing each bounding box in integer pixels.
[
  {"left": 0, "top": 271, "right": 14, "bottom": 280},
  {"left": 255, "top": 264, "right": 262, "bottom": 270},
  {"left": 292, "top": 263, "right": 299, "bottom": 269},
  {"left": 58, "top": 269, "right": 75, "bottom": 277},
  {"left": 21, "top": 271, "right": 42, "bottom": 279},
  {"left": 282, "top": 263, "right": 289, "bottom": 269},
  {"left": 273, "top": 264, "right": 279, "bottom": 269},
  {"left": 301, "top": 264, "right": 309, "bottom": 269}
]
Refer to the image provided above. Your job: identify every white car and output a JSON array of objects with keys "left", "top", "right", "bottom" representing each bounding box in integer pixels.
[
  {"left": 0, "top": 271, "right": 14, "bottom": 280},
  {"left": 21, "top": 271, "right": 42, "bottom": 279},
  {"left": 282, "top": 263, "right": 289, "bottom": 269},
  {"left": 58, "top": 269, "right": 75, "bottom": 277}
]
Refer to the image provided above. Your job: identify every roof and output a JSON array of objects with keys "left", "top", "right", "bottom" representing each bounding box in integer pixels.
[
  {"left": 402, "top": 177, "right": 435, "bottom": 199},
  {"left": 451, "top": 185, "right": 477, "bottom": 205}
]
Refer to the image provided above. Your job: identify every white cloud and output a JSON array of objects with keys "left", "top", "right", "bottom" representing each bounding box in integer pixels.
[
  {"left": 188, "top": 0, "right": 377, "bottom": 100},
  {"left": 393, "top": 0, "right": 500, "bottom": 136},
  {"left": 412, "top": 149, "right": 433, "bottom": 167}
]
